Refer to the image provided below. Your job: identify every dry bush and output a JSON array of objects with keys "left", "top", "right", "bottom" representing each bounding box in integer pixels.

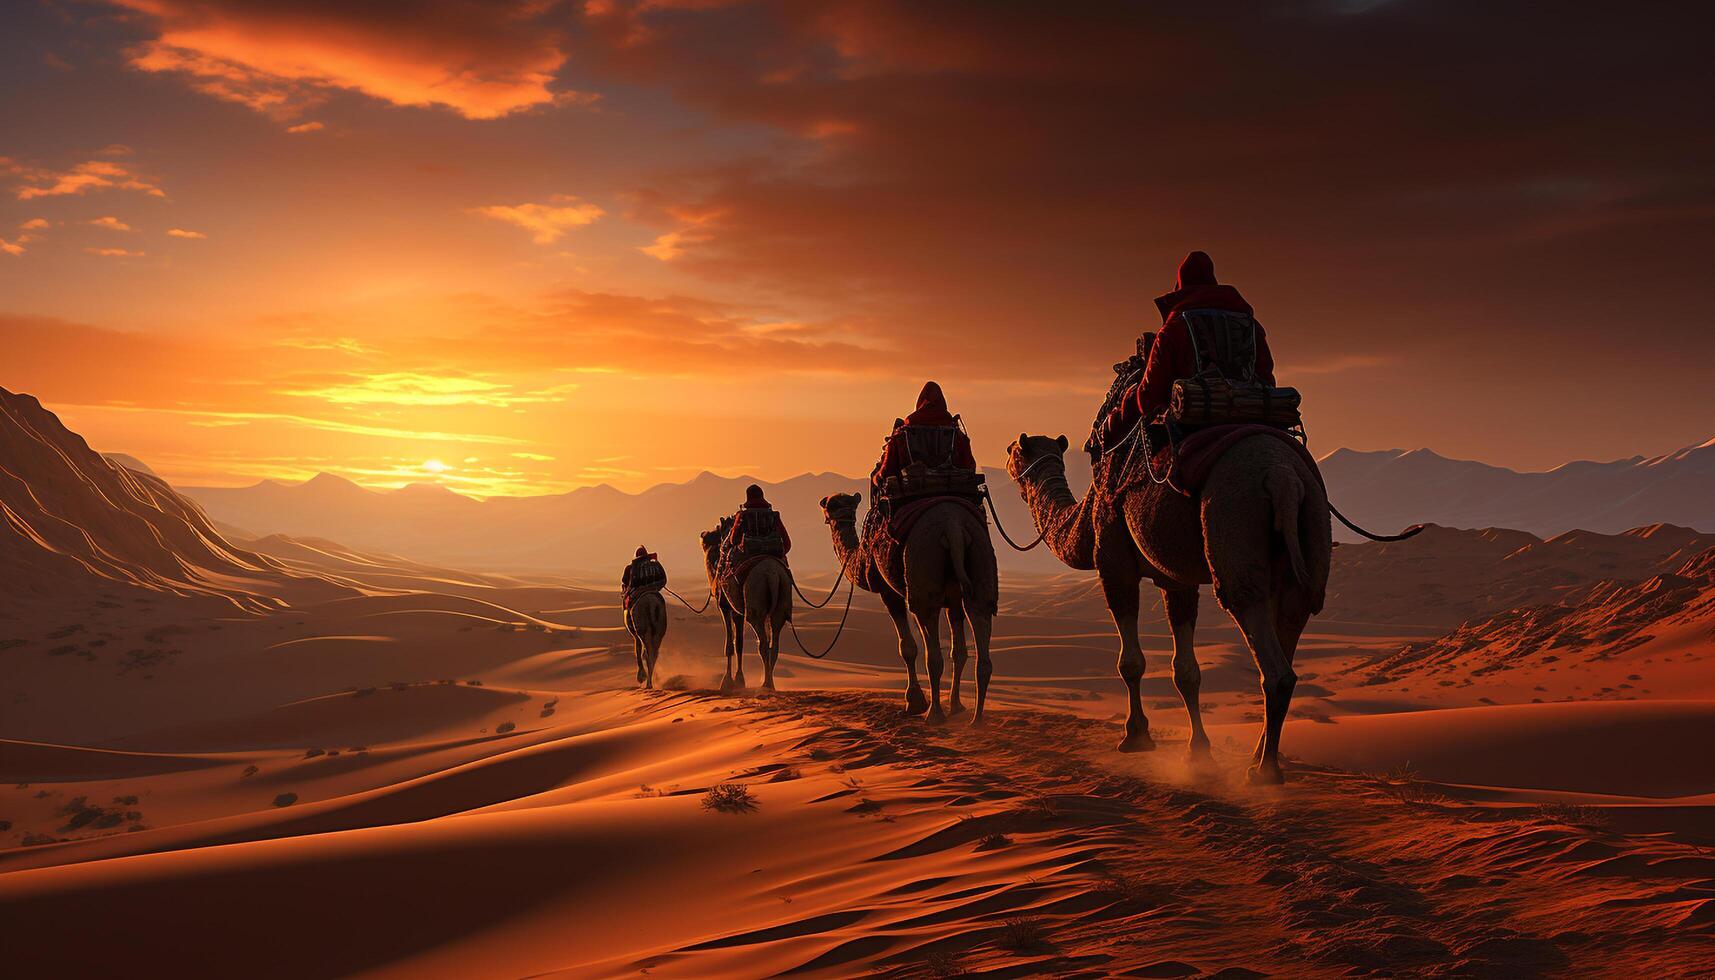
[
  {"left": 701, "top": 783, "right": 758, "bottom": 814},
  {"left": 1533, "top": 802, "right": 1611, "bottom": 828},
  {"left": 975, "top": 832, "right": 1012, "bottom": 851},
  {"left": 922, "top": 949, "right": 968, "bottom": 977},
  {"left": 272, "top": 792, "right": 298, "bottom": 807},
  {"left": 995, "top": 915, "right": 1052, "bottom": 954},
  {"left": 496, "top": 721, "right": 517, "bottom": 734},
  {"left": 1380, "top": 763, "right": 1451, "bottom": 805}
]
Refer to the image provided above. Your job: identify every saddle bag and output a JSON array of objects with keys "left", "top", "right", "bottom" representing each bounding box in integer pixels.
[
  {"left": 1169, "top": 375, "right": 1302, "bottom": 428},
  {"left": 882, "top": 461, "right": 986, "bottom": 506}
]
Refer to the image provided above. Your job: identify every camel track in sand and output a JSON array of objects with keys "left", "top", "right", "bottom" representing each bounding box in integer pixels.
[{"left": 653, "top": 689, "right": 1715, "bottom": 978}]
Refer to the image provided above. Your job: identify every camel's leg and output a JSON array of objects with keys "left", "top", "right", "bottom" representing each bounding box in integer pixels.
[
  {"left": 971, "top": 610, "right": 994, "bottom": 727},
  {"left": 1258, "top": 602, "right": 1311, "bottom": 765},
  {"left": 1232, "top": 598, "right": 1296, "bottom": 784},
  {"left": 633, "top": 629, "right": 646, "bottom": 686},
  {"left": 915, "top": 607, "right": 947, "bottom": 726},
  {"left": 882, "top": 588, "right": 927, "bottom": 715},
  {"left": 644, "top": 634, "right": 659, "bottom": 689},
  {"left": 718, "top": 606, "right": 736, "bottom": 692},
  {"left": 1163, "top": 587, "right": 1209, "bottom": 758},
  {"left": 756, "top": 614, "right": 777, "bottom": 691},
  {"left": 945, "top": 601, "right": 969, "bottom": 718},
  {"left": 731, "top": 606, "right": 748, "bottom": 690},
  {"left": 1102, "top": 563, "right": 1154, "bottom": 752}
]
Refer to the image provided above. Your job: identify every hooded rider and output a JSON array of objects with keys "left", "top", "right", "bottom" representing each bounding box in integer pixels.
[
  {"left": 871, "top": 381, "right": 977, "bottom": 497},
  {"left": 724, "top": 484, "right": 791, "bottom": 559},
  {"left": 1100, "top": 250, "right": 1276, "bottom": 446}
]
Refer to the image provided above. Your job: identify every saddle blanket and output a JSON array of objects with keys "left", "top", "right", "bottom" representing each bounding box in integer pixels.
[{"left": 1149, "top": 423, "right": 1322, "bottom": 497}]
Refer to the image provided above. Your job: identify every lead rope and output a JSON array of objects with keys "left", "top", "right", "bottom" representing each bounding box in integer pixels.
[
  {"left": 981, "top": 462, "right": 1048, "bottom": 551},
  {"left": 664, "top": 586, "right": 713, "bottom": 614},
  {"left": 792, "top": 548, "right": 854, "bottom": 609},
  {"left": 786, "top": 573, "right": 857, "bottom": 659},
  {"left": 1292, "top": 425, "right": 1427, "bottom": 542}
]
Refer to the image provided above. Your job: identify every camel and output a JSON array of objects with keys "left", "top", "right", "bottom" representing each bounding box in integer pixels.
[
  {"left": 1005, "top": 432, "right": 1330, "bottom": 783},
  {"left": 624, "top": 590, "right": 667, "bottom": 688},
  {"left": 699, "top": 518, "right": 793, "bottom": 692},
  {"left": 818, "top": 492, "right": 1000, "bottom": 725}
]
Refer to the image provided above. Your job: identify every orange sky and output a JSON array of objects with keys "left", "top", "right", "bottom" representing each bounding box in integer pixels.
[{"left": 3, "top": 1, "right": 1713, "bottom": 495}]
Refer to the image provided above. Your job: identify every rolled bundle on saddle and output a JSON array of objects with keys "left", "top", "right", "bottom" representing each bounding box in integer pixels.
[
  {"left": 1169, "top": 376, "right": 1302, "bottom": 428},
  {"left": 1169, "top": 308, "right": 1302, "bottom": 429}
]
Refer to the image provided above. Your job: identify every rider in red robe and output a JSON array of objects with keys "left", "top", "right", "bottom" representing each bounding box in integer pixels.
[
  {"left": 871, "top": 381, "right": 977, "bottom": 491},
  {"left": 1101, "top": 251, "right": 1276, "bottom": 445}
]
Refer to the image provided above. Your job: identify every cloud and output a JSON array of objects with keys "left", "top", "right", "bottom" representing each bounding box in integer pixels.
[
  {"left": 84, "top": 247, "right": 147, "bottom": 257},
  {"left": 166, "top": 228, "right": 206, "bottom": 238},
  {"left": 88, "top": 216, "right": 132, "bottom": 231},
  {"left": 285, "top": 121, "right": 324, "bottom": 134},
  {"left": 0, "top": 238, "right": 24, "bottom": 257},
  {"left": 12, "top": 159, "right": 165, "bottom": 200},
  {"left": 278, "top": 371, "right": 578, "bottom": 408},
  {"left": 470, "top": 196, "right": 605, "bottom": 244},
  {"left": 109, "top": 0, "right": 578, "bottom": 120},
  {"left": 20, "top": 218, "right": 51, "bottom": 231}
]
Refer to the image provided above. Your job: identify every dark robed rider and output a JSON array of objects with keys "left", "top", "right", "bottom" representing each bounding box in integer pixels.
[
  {"left": 724, "top": 484, "right": 791, "bottom": 557},
  {"left": 1101, "top": 250, "right": 1277, "bottom": 445},
  {"left": 870, "top": 381, "right": 977, "bottom": 493}
]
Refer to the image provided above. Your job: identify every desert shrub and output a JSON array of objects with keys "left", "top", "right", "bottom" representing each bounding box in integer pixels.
[
  {"left": 1533, "top": 802, "right": 1610, "bottom": 828},
  {"left": 241, "top": 765, "right": 259, "bottom": 778},
  {"left": 272, "top": 793, "right": 298, "bottom": 807},
  {"left": 1380, "top": 763, "right": 1450, "bottom": 805},
  {"left": 466, "top": 679, "right": 483, "bottom": 686},
  {"left": 304, "top": 748, "right": 325, "bottom": 759},
  {"left": 976, "top": 832, "right": 1012, "bottom": 851},
  {"left": 701, "top": 783, "right": 758, "bottom": 814},
  {"left": 995, "top": 916, "right": 1052, "bottom": 953},
  {"left": 922, "top": 949, "right": 968, "bottom": 977},
  {"left": 496, "top": 721, "right": 516, "bottom": 734}
]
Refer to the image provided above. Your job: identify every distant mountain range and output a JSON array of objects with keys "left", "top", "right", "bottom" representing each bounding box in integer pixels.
[
  {"left": 170, "top": 435, "right": 1715, "bottom": 577},
  {"left": 180, "top": 466, "right": 1072, "bottom": 579},
  {"left": 1316, "top": 440, "right": 1715, "bottom": 539}
]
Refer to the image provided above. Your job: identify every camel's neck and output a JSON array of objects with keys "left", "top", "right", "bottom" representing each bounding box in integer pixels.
[
  {"left": 1015, "top": 457, "right": 1097, "bottom": 570},
  {"left": 827, "top": 518, "right": 865, "bottom": 585}
]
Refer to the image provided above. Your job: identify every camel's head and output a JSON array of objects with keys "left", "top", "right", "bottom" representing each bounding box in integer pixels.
[
  {"left": 698, "top": 516, "right": 732, "bottom": 556},
  {"left": 819, "top": 491, "right": 861, "bottom": 526},
  {"left": 1005, "top": 432, "right": 1069, "bottom": 482}
]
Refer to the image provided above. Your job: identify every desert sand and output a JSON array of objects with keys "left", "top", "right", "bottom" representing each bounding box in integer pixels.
[{"left": 4, "top": 387, "right": 1714, "bottom": 977}]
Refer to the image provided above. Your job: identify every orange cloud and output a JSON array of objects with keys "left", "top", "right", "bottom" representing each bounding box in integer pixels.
[
  {"left": 0, "top": 238, "right": 24, "bottom": 257},
  {"left": 20, "top": 218, "right": 51, "bottom": 231},
  {"left": 285, "top": 121, "right": 323, "bottom": 134},
  {"left": 12, "top": 159, "right": 165, "bottom": 200},
  {"left": 470, "top": 196, "right": 605, "bottom": 244},
  {"left": 84, "top": 247, "right": 146, "bottom": 257},
  {"left": 88, "top": 216, "right": 132, "bottom": 231},
  {"left": 111, "top": 0, "right": 577, "bottom": 120},
  {"left": 166, "top": 228, "right": 206, "bottom": 239}
]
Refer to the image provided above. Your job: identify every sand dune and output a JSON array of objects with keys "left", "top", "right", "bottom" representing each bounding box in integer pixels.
[{"left": 5, "top": 689, "right": 1712, "bottom": 977}]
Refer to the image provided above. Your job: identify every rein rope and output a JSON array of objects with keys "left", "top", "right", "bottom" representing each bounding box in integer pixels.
[
  {"left": 786, "top": 573, "right": 857, "bottom": 659},
  {"left": 982, "top": 473, "right": 1046, "bottom": 552},
  {"left": 1292, "top": 424, "right": 1427, "bottom": 542},
  {"left": 664, "top": 586, "right": 713, "bottom": 615},
  {"left": 792, "top": 547, "right": 854, "bottom": 609}
]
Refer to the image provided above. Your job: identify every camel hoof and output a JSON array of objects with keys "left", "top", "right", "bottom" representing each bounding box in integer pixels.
[
  {"left": 761, "top": 680, "right": 776, "bottom": 692},
  {"left": 1247, "top": 762, "right": 1286, "bottom": 785},
  {"left": 946, "top": 702, "right": 968, "bottom": 719},
  {"left": 1186, "top": 739, "right": 1214, "bottom": 762},
  {"left": 969, "top": 713, "right": 986, "bottom": 729},
  {"left": 927, "top": 706, "right": 947, "bottom": 726},
  {"left": 1116, "top": 731, "right": 1157, "bottom": 753},
  {"left": 904, "top": 686, "right": 929, "bottom": 716}
]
